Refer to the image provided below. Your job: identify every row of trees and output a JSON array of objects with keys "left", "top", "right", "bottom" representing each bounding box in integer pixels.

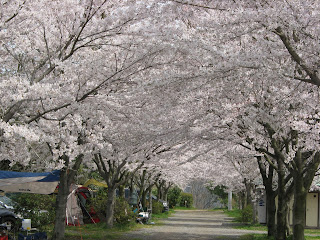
[
  {"left": 1, "top": 1, "right": 190, "bottom": 239},
  {"left": 1, "top": 1, "right": 320, "bottom": 240}
]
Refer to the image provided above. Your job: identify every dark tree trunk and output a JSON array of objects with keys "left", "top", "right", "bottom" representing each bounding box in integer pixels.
[
  {"left": 291, "top": 151, "right": 320, "bottom": 240},
  {"left": 159, "top": 189, "right": 163, "bottom": 200},
  {"left": 163, "top": 188, "right": 169, "bottom": 202},
  {"left": 244, "top": 178, "right": 253, "bottom": 207},
  {"left": 141, "top": 190, "right": 147, "bottom": 210},
  {"left": 156, "top": 180, "right": 164, "bottom": 200},
  {"left": 145, "top": 183, "right": 154, "bottom": 209},
  {"left": 118, "top": 185, "right": 125, "bottom": 199},
  {"left": 51, "top": 154, "right": 83, "bottom": 240},
  {"left": 93, "top": 153, "right": 144, "bottom": 228},
  {"left": 163, "top": 183, "right": 172, "bottom": 202},
  {"left": 285, "top": 201, "right": 291, "bottom": 237},
  {"left": 239, "top": 191, "right": 246, "bottom": 209},
  {"left": 51, "top": 169, "right": 69, "bottom": 240},
  {"left": 276, "top": 160, "right": 288, "bottom": 240},
  {"left": 266, "top": 193, "right": 277, "bottom": 236},
  {"left": 156, "top": 185, "right": 161, "bottom": 200},
  {"left": 106, "top": 187, "right": 116, "bottom": 228},
  {"left": 257, "top": 156, "right": 277, "bottom": 237},
  {"left": 293, "top": 180, "right": 306, "bottom": 240}
]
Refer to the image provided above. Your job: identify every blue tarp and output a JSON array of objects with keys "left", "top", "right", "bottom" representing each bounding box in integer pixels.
[{"left": 0, "top": 170, "right": 60, "bottom": 194}]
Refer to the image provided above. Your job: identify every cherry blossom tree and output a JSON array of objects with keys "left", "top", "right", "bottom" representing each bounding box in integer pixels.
[
  {"left": 1, "top": 1, "right": 190, "bottom": 238},
  {"left": 222, "top": 75, "right": 320, "bottom": 239},
  {"left": 2, "top": 2, "right": 320, "bottom": 240},
  {"left": 165, "top": 2, "right": 320, "bottom": 239}
]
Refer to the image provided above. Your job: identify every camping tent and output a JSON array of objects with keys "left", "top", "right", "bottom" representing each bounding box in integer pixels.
[
  {"left": 66, "top": 184, "right": 100, "bottom": 226},
  {"left": 0, "top": 170, "right": 60, "bottom": 194}
]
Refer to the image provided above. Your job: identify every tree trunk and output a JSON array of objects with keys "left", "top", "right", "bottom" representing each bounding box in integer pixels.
[
  {"left": 156, "top": 180, "right": 164, "bottom": 200},
  {"left": 239, "top": 191, "right": 246, "bottom": 209},
  {"left": 106, "top": 187, "right": 116, "bottom": 228},
  {"left": 276, "top": 193, "right": 288, "bottom": 240},
  {"left": 292, "top": 190, "right": 306, "bottom": 240},
  {"left": 163, "top": 191, "right": 168, "bottom": 202},
  {"left": 257, "top": 156, "right": 277, "bottom": 237},
  {"left": 266, "top": 192, "right": 277, "bottom": 237},
  {"left": 156, "top": 185, "right": 161, "bottom": 200},
  {"left": 141, "top": 190, "right": 147, "bottom": 210},
  {"left": 149, "top": 190, "right": 152, "bottom": 217},
  {"left": 276, "top": 161, "right": 288, "bottom": 240},
  {"left": 292, "top": 152, "right": 307, "bottom": 240},
  {"left": 244, "top": 178, "right": 253, "bottom": 206},
  {"left": 118, "top": 185, "right": 125, "bottom": 199},
  {"left": 159, "top": 187, "right": 164, "bottom": 200},
  {"left": 285, "top": 201, "right": 291, "bottom": 237},
  {"left": 163, "top": 184, "right": 171, "bottom": 202},
  {"left": 51, "top": 169, "right": 69, "bottom": 240},
  {"left": 51, "top": 154, "right": 83, "bottom": 240}
]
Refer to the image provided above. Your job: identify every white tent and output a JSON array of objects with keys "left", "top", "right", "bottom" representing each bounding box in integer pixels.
[
  {"left": 66, "top": 184, "right": 84, "bottom": 225},
  {"left": 0, "top": 170, "right": 60, "bottom": 194}
]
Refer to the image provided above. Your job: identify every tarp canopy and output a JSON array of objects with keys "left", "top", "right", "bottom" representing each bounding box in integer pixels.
[
  {"left": 83, "top": 178, "right": 107, "bottom": 188},
  {"left": 0, "top": 170, "right": 60, "bottom": 194}
]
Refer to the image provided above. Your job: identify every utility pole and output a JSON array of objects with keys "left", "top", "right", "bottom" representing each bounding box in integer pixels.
[{"left": 228, "top": 190, "right": 232, "bottom": 210}]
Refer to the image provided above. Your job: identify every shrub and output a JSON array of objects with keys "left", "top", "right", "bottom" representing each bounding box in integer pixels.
[
  {"left": 9, "top": 193, "right": 56, "bottom": 229},
  {"left": 89, "top": 188, "right": 108, "bottom": 220},
  {"left": 90, "top": 189, "right": 135, "bottom": 225},
  {"left": 114, "top": 198, "right": 135, "bottom": 224},
  {"left": 152, "top": 201, "right": 163, "bottom": 214},
  {"left": 167, "top": 186, "right": 182, "bottom": 208},
  {"left": 241, "top": 205, "right": 253, "bottom": 223},
  {"left": 179, "top": 193, "right": 193, "bottom": 208},
  {"left": 211, "top": 185, "right": 228, "bottom": 206}
]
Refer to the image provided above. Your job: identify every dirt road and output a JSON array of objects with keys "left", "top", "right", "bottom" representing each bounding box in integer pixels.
[{"left": 121, "top": 210, "right": 266, "bottom": 240}]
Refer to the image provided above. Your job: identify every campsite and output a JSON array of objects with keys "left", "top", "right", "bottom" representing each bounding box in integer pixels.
[
  {"left": 3, "top": 1, "right": 320, "bottom": 240},
  {"left": 0, "top": 169, "right": 173, "bottom": 240}
]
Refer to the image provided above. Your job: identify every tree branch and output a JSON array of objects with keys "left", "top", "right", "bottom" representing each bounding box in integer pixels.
[{"left": 273, "top": 27, "right": 320, "bottom": 86}]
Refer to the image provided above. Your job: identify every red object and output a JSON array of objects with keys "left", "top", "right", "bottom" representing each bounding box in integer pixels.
[{"left": 0, "top": 236, "right": 8, "bottom": 240}]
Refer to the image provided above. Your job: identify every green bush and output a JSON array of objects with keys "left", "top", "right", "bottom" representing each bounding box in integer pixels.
[
  {"left": 114, "top": 198, "right": 135, "bottom": 224},
  {"left": 90, "top": 189, "right": 135, "bottom": 225},
  {"left": 241, "top": 205, "right": 253, "bottom": 223},
  {"left": 9, "top": 193, "right": 56, "bottom": 229},
  {"left": 179, "top": 192, "right": 193, "bottom": 208},
  {"left": 211, "top": 185, "right": 228, "bottom": 206},
  {"left": 89, "top": 188, "right": 108, "bottom": 219},
  {"left": 152, "top": 201, "right": 163, "bottom": 214},
  {"left": 167, "top": 186, "right": 182, "bottom": 208}
]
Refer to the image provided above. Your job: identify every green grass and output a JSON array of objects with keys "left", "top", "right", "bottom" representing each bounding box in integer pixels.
[
  {"left": 35, "top": 221, "right": 141, "bottom": 240},
  {"left": 239, "top": 234, "right": 320, "bottom": 240},
  {"left": 172, "top": 206, "right": 197, "bottom": 210},
  {"left": 14, "top": 211, "right": 173, "bottom": 240},
  {"left": 305, "top": 228, "right": 320, "bottom": 235},
  {"left": 223, "top": 208, "right": 242, "bottom": 222},
  {"left": 209, "top": 208, "right": 228, "bottom": 211},
  {"left": 223, "top": 209, "right": 320, "bottom": 239},
  {"left": 60, "top": 210, "right": 174, "bottom": 239},
  {"left": 239, "top": 234, "right": 273, "bottom": 240},
  {"left": 235, "top": 224, "right": 267, "bottom": 231},
  {"left": 151, "top": 209, "right": 174, "bottom": 220},
  {"left": 234, "top": 224, "right": 320, "bottom": 235}
]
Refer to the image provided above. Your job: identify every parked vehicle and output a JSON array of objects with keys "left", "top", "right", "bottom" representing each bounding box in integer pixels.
[
  {"left": 159, "top": 199, "right": 169, "bottom": 212},
  {"left": 136, "top": 211, "right": 150, "bottom": 224},
  {"left": 0, "top": 196, "right": 20, "bottom": 231}
]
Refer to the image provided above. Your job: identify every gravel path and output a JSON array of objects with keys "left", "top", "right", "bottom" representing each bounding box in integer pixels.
[{"left": 120, "top": 210, "right": 266, "bottom": 240}]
